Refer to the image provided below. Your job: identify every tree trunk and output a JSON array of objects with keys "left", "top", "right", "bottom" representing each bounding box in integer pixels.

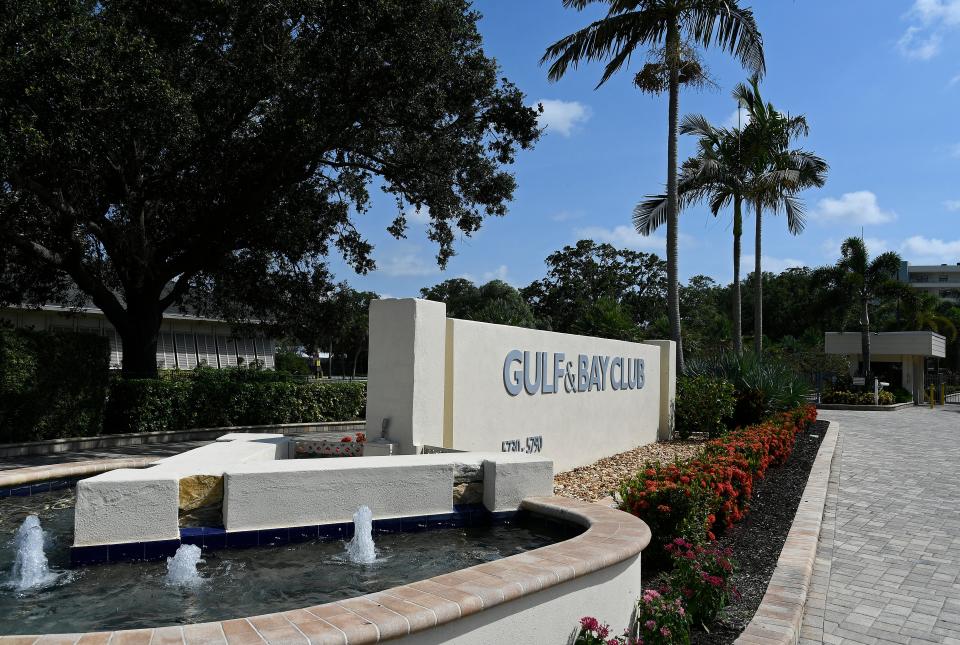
[
  {"left": 352, "top": 349, "right": 361, "bottom": 379},
  {"left": 665, "top": 22, "right": 684, "bottom": 373},
  {"left": 732, "top": 197, "right": 743, "bottom": 354},
  {"left": 118, "top": 297, "right": 164, "bottom": 379},
  {"left": 861, "top": 294, "right": 871, "bottom": 381},
  {"left": 753, "top": 200, "right": 763, "bottom": 354}
]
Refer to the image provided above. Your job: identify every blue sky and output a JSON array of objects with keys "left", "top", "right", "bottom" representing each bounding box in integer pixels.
[{"left": 330, "top": 0, "right": 960, "bottom": 297}]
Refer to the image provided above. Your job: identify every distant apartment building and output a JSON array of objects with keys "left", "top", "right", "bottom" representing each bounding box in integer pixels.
[
  {"left": 898, "top": 261, "right": 960, "bottom": 302},
  {"left": 0, "top": 303, "right": 275, "bottom": 371}
]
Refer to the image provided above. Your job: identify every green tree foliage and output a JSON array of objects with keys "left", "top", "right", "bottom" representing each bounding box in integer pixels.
[
  {"left": 0, "top": 0, "right": 540, "bottom": 379},
  {"left": 0, "top": 326, "right": 110, "bottom": 442},
  {"left": 521, "top": 240, "right": 666, "bottom": 340},
  {"left": 543, "top": 0, "right": 766, "bottom": 373},
  {"left": 420, "top": 278, "right": 538, "bottom": 328},
  {"left": 675, "top": 374, "right": 735, "bottom": 440}
]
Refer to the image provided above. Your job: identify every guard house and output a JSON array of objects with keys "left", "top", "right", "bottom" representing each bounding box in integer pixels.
[{"left": 824, "top": 331, "right": 946, "bottom": 403}]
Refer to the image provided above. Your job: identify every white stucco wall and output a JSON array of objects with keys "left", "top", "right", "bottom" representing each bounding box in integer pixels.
[
  {"left": 365, "top": 299, "right": 447, "bottom": 452},
  {"left": 74, "top": 469, "right": 180, "bottom": 546},
  {"left": 222, "top": 457, "right": 456, "bottom": 531},
  {"left": 399, "top": 555, "right": 643, "bottom": 645},
  {"left": 444, "top": 318, "right": 662, "bottom": 471}
]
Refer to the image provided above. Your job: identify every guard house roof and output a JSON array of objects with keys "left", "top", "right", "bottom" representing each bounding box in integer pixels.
[{"left": 824, "top": 331, "right": 946, "bottom": 358}]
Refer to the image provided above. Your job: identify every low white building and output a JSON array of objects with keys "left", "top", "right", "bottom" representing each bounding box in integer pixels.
[
  {"left": 0, "top": 304, "right": 275, "bottom": 371},
  {"left": 824, "top": 330, "right": 946, "bottom": 402}
]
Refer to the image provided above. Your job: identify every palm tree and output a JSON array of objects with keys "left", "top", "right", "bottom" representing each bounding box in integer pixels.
[
  {"left": 634, "top": 114, "right": 749, "bottom": 353},
  {"left": 902, "top": 291, "right": 958, "bottom": 340},
  {"left": 734, "top": 76, "right": 828, "bottom": 352},
  {"left": 542, "top": 0, "right": 765, "bottom": 373},
  {"left": 837, "top": 237, "right": 902, "bottom": 383}
]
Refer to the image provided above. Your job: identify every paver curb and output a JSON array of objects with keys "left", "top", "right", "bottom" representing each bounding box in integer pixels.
[
  {"left": 0, "top": 457, "right": 160, "bottom": 489},
  {"left": 735, "top": 420, "right": 840, "bottom": 645}
]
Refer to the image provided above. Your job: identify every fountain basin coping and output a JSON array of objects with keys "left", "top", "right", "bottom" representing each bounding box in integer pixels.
[{"left": 3, "top": 496, "right": 651, "bottom": 645}]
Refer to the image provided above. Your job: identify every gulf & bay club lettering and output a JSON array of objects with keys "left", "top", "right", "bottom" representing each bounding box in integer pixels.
[{"left": 502, "top": 350, "right": 644, "bottom": 397}]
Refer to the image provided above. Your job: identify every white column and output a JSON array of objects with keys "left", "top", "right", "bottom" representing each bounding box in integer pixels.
[
  {"left": 365, "top": 298, "right": 447, "bottom": 454},
  {"left": 643, "top": 340, "right": 676, "bottom": 441}
]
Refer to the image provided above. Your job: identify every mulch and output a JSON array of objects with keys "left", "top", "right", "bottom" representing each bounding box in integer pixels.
[{"left": 689, "top": 419, "right": 829, "bottom": 642}]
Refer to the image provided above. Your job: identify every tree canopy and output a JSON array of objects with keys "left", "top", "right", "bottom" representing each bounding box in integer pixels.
[
  {"left": 0, "top": 0, "right": 540, "bottom": 377},
  {"left": 521, "top": 239, "right": 667, "bottom": 340},
  {"left": 420, "top": 278, "right": 539, "bottom": 328}
]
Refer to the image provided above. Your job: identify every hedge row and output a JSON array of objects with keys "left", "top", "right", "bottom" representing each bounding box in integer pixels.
[
  {"left": 104, "top": 371, "right": 366, "bottom": 434},
  {"left": 821, "top": 389, "right": 894, "bottom": 405},
  {"left": 619, "top": 405, "right": 818, "bottom": 565},
  {"left": 0, "top": 326, "right": 111, "bottom": 443}
]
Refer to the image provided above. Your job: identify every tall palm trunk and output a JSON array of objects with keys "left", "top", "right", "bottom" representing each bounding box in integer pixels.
[
  {"left": 860, "top": 293, "right": 871, "bottom": 380},
  {"left": 732, "top": 197, "right": 743, "bottom": 354},
  {"left": 753, "top": 200, "right": 763, "bottom": 354},
  {"left": 666, "top": 22, "right": 684, "bottom": 373}
]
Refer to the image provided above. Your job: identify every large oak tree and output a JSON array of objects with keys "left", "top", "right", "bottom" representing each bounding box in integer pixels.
[{"left": 0, "top": 0, "right": 539, "bottom": 377}]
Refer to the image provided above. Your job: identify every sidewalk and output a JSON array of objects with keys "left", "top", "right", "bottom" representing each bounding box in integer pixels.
[
  {"left": 802, "top": 406, "right": 960, "bottom": 644},
  {"left": 0, "top": 439, "right": 210, "bottom": 471}
]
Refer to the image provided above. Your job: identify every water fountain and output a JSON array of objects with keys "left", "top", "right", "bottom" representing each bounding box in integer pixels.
[
  {"left": 345, "top": 505, "right": 377, "bottom": 564},
  {"left": 9, "top": 515, "right": 59, "bottom": 591},
  {"left": 164, "top": 544, "right": 203, "bottom": 587}
]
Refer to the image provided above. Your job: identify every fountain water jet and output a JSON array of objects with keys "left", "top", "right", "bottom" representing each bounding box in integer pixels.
[
  {"left": 10, "top": 515, "right": 59, "bottom": 591},
  {"left": 165, "top": 544, "right": 204, "bottom": 587},
  {"left": 345, "top": 506, "right": 376, "bottom": 564}
]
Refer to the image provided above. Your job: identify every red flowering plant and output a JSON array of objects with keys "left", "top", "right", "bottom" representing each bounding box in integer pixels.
[
  {"left": 664, "top": 538, "right": 737, "bottom": 626},
  {"left": 619, "top": 405, "right": 817, "bottom": 553},
  {"left": 574, "top": 617, "right": 638, "bottom": 645},
  {"left": 618, "top": 460, "right": 715, "bottom": 566},
  {"left": 634, "top": 588, "right": 691, "bottom": 645}
]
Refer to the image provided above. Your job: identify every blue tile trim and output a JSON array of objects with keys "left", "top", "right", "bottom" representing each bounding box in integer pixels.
[
  {"left": 0, "top": 477, "right": 80, "bottom": 497},
  {"left": 71, "top": 507, "right": 524, "bottom": 566}
]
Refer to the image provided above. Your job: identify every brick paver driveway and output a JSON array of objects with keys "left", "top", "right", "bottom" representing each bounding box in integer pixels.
[{"left": 802, "top": 406, "right": 960, "bottom": 644}]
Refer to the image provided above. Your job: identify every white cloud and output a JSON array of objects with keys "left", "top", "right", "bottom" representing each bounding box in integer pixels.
[
  {"left": 810, "top": 191, "right": 896, "bottom": 225},
  {"left": 378, "top": 246, "right": 438, "bottom": 277},
  {"left": 898, "top": 1, "right": 960, "bottom": 60},
  {"left": 897, "top": 26, "right": 942, "bottom": 60},
  {"left": 820, "top": 237, "right": 890, "bottom": 259},
  {"left": 742, "top": 255, "right": 807, "bottom": 274},
  {"left": 949, "top": 72, "right": 960, "bottom": 87},
  {"left": 550, "top": 210, "right": 584, "bottom": 222},
  {"left": 723, "top": 106, "right": 751, "bottom": 129},
  {"left": 460, "top": 264, "right": 511, "bottom": 285},
  {"left": 900, "top": 235, "right": 960, "bottom": 263},
  {"left": 945, "top": 200, "right": 960, "bottom": 211},
  {"left": 573, "top": 225, "right": 695, "bottom": 252},
  {"left": 536, "top": 99, "right": 592, "bottom": 137},
  {"left": 910, "top": 0, "right": 960, "bottom": 26},
  {"left": 950, "top": 142, "right": 960, "bottom": 158},
  {"left": 405, "top": 205, "right": 431, "bottom": 224}
]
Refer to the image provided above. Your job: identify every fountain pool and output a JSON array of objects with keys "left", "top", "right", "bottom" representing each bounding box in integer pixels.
[{"left": 1, "top": 485, "right": 578, "bottom": 636}]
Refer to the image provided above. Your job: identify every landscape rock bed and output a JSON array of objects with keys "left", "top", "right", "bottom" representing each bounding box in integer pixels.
[{"left": 553, "top": 440, "right": 705, "bottom": 502}]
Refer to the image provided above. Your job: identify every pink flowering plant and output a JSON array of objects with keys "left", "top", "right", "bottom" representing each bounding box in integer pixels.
[
  {"left": 574, "top": 616, "right": 638, "bottom": 645},
  {"left": 664, "top": 537, "right": 737, "bottom": 626},
  {"left": 635, "top": 588, "right": 691, "bottom": 645}
]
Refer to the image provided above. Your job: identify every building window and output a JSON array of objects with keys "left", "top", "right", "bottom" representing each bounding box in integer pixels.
[
  {"left": 912, "top": 273, "right": 929, "bottom": 283},
  {"left": 940, "top": 274, "right": 949, "bottom": 282}
]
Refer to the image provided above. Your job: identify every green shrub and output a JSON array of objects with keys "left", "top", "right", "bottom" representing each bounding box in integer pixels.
[
  {"left": 274, "top": 350, "right": 311, "bottom": 376},
  {"left": 0, "top": 326, "right": 110, "bottom": 442},
  {"left": 686, "top": 351, "right": 810, "bottom": 427},
  {"left": 105, "top": 373, "right": 365, "bottom": 434},
  {"left": 821, "top": 389, "right": 894, "bottom": 405},
  {"left": 675, "top": 375, "right": 735, "bottom": 440},
  {"left": 888, "top": 386, "right": 914, "bottom": 404}
]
